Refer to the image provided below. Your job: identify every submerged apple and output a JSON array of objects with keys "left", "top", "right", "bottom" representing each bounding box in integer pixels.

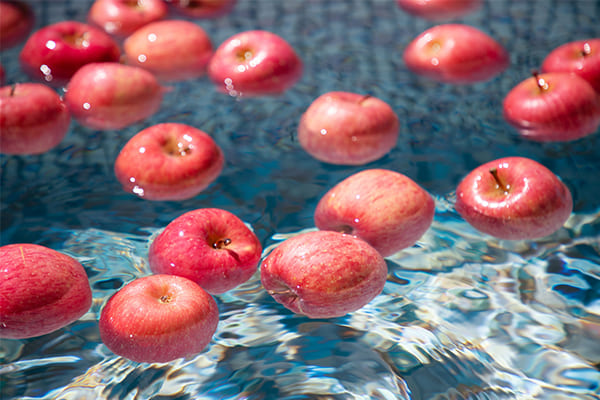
[
  {"left": 88, "top": 0, "right": 169, "bottom": 39},
  {"left": 541, "top": 38, "right": 600, "bottom": 93},
  {"left": 0, "top": 0, "right": 34, "bottom": 50},
  {"left": 396, "top": 0, "right": 481, "bottom": 21}
]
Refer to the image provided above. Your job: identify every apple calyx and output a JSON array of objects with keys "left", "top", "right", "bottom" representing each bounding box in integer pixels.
[
  {"left": 163, "top": 136, "right": 192, "bottom": 157},
  {"left": 159, "top": 294, "right": 172, "bottom": 304},
  {"left": 489, "top": 167, "right": 510, "bottom": 193},
  {"left": 236, "top": 49, "right": 253, "bottom": 63},
  {"left": 63, "top": 31, "right": 91, "bottom": 48}
]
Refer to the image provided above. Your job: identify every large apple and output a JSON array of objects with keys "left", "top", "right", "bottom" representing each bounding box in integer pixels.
[
  {"left": 260, "top": 230, "right": 388, "bottom": 319},
  {"left": 19, "top": 21, "right": 121, "bottom": 87},
  {"left": 297, "top": 92, "right": 399, "bottom": 165},
  {"left": 503, "top": 72, "right": 600, "bottom": 142},
  {"left": 314, "top": 169, "right": 435, "bottom": 257},
  {"left": 64, "top": 62, "right": 164, "bottom": 130},
  {"left": 1, "top": 83, "right": 71, "bottom": 155},
  {"left": 541, "top": 38, "right": 600, "bottom": 93},
  {"left": 87, "top": 0, "right": 169, "bottom": 39},
  {"left": 403, "top": 24, "right": 509, "bottom": 84},
  {"left": 0, "top": 0, "right": 34, "bottom": 51},
  {"left": 99, "top": 274, "right": 219, "bottom": 363},
  {"left": 455, "top": 156, "right": 573, "bottom": 240},
  {"left": 207, "top": 30, "right": 303, "bottom": 97},
  {"left": 166, "top": 0, "right": 236, "bottom": 19},
  {"left": 0, "top": 243, "right": 92, "bottom": 339},
  {"left": 148, "top": 208, "right": 263, "bottom": 295},
  {"left": 396, "top": 0, "right": 481, "bottom": 21},
  {"left": 114, "top": 123, "right": 224, "bottom": 200},
  {"left": 123, "top": 19, "right": 213, "bottom": 82}
]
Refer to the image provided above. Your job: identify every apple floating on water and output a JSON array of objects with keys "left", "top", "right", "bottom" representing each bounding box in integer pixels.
[
  {"left": 166, "top": 0, "right": 236, "bottom": 19},
  {"left": 0, "top": 243, "right": 92, "bottom": 339},
  {"left": 87, "top": 0, "right": 169, "bottom": 39},
  {"left": 396, "top": 0, "right": 481, "bottom": 21},
  {"left": 314, "top": 169, "right": 435, "bottom": 257},
  {"left": 260, "top": 230, "right": 388, "bottom": 319},
  {"left": 541, "top": 38, "right": 600, "bottom": 93},
  {"left": 0, "top": 0, "right": 34, "bottom": 51},
  {"left": 1, "top": 83, "right": 71, "bottom": 155},
  {"left": 297, "top": 92, "right": 400, "bottom": 165},
  {"left": 99, "top": 274, "right": 219, "bottom": 363},
  {"left": 19, "top": 21, "right": 121, "bottom": 88},
  {"left": 208, "top": 30, "right": 303, "bottom": 97},
  {"left": 148, "top": 208, "right": 263, "bottom": 294},
  {"left": 455, "top": 156, "right": 573, "bottom": 240},
  {"left": 403, "top": 24, "right": 509, "bottom": 84},
  {"left": 503, "top": 71, "right": 600, "bottom": 142}
]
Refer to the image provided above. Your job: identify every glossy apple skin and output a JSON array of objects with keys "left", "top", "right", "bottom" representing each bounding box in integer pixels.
[
  {"left": 64, "top": 62, "right": 164, "bottom": 130},
  {"left": 166, "top": 0, "right": 236, "bottom": 19},
  {"left": 396, "top": 0, "right": 481, "bottom": 21},
  {"left": 503, "top": 72, "right": 600, "bottom": 142},
  {"left": 297, "top": 92, "right": 399, "bottom": 165},
  {"left": 88, "top": 0, "right": 168, "bottom": 39},
  {"left": 99, "top": 274, "right": 219, "bottom": 363},
  {"left": 0, "top": 243, "right": 92, "bottom": 339},
  {"left": 123, "top": 20, "right": 213, "bottom": 82},
  {"left": 403, "top": 24, "right": 509, "bottom": 84},
  {"left": 455, "top": 157, "right": 573, "bottom": 240},
  {"left": 541, "top": 38, "right": 600, "bottom": 93},
  {"left": 208, "top": 30, "right": 303, "bottom": 97},
  {"left": 148, "top": 208, "right": 263, "bottom": 294},
  {"left": 19, "top": 21, "right": 121, "bottom": 88},
  {"left": 0, "top": 0, "right": 34, "bottom": 50},
  {"left": 260, "top": 230, "right": 388, "bottom": 319},
  {"left": 1, "top": 83, "right": 71, "bottom": 155},
  {"left": 114, "top": 123, "right": 224, "bottom": 200},
  {"left": 314, "top": 169, "right": 435, "bottom": 257}
]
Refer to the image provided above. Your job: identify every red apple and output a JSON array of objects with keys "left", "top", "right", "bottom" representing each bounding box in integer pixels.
[
  {"left": 123, "top": 19, "right": 213, "bottom": 82},
  {"left": 0, "top": 0, "right": 34, "bottom": 51},
  {"left": 99, "top": 274, "right": 219, "bottom": 363},
  {"left": 148, "top": 208, "right": 263, "bottom": 294},
  {"left": 114, "top": 123, "right": 224, "bottom": 200},
  {"left": 166, "top": 0, "right": 236, "bottom": 19},
  {"left": 260, "top": 230, "right": 388, "bottom": 319},
  {"left": 403, "top": 24, "right": 509, "bottom": 84},
  {"left": 0, "top": 243, "right": 92, "bottom": 339},
  {"left": 297, "top": 92, "right": 399, "bottom": 165},
  {"left": 207, "top": 30, "right": 303, "bottom": 97},
  {"left": 1, "top": 83, "right": 71, "bottom": 155},
  {"left": 19, "top": 21, "right": 121, "bottom": 88},
  {"left": 64, "top": 62, "right": 164, "bottom": 130},
  {"left": 396, "top": 0, "right": 481, "bottom": 21},
  {"left": 541, "top": 38, "right": 600, "bottom": 93},
  {"left": 314, "top": 169, "right": 435, "bottom": 257},
  {"left": 87, "top": 0, "right": 169, "bottom": 39},
  {"left": 455, "top": 157, "right": 573, "bottom": 240},
  {"left": 503, "top": 72, "right": 600, "bottom": 142}
]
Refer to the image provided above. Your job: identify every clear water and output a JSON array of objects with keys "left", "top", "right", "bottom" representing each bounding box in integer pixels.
[{"left": 1, "top": 1, "right": 600, "bottom": 399}]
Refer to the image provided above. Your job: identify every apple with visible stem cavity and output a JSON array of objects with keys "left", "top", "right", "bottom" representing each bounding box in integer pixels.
[
  {"left": 123, "top": 19, "right": 213, "bottom": 82},
  {"left": 0, "top": 0, "right": 34, "bottom": 51},
  {"left": 314, "top": 169, "right": 435, "bottom": 257},
  {"left": 208, "top": 30, "right": 303, "bottom": 97},
  {"left": 19, "top": 21, "right": 121, "bottom": 88},
  {"left": 297, "top": 92, "right": 399, "bottom": 165},
  {"left": 99, "top": 274, "right": 219, "bottom": 363},
  {"left": 455, "top": 156, "right": 573, "bottom": 240},
  {"left": 396, "top": 0, "right": 481, "bottom": 21},
  {"left": 1, "top": 83, "right": 71, "bottom": 155},
  {"left": 87, "top": 0, "right": 169, "bottom": 39},
  {"left": 114, "top": 123, "right": 224, "bottom": 201},
  {"left": 541, "top": 38, "right": 600, "bottom": 93},
  {"left": 260, "top": 230, "right": 388, "bottom": 319},
  {"left": 64, "top": 62, "right": 165, "bottom": 130},
  {"left": 503, "top": 71, "right": 600, "bottom": 142},
  {"left": 166, "top": 0, "right": 236, "bottom": 19},
  {"left": 403, "top": 24, "right": 509, "bottom": 84},
  {"left": 0, "top": 243, "right": 92, "bottom": 339},
  {"left": 148, "top": 208, "right": 263, "bottom": 294}
]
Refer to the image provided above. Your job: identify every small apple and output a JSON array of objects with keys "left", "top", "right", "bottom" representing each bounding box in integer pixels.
[
  {"left": 396, "top": 0, "right": 481, "bottom": 21},
  {"left": 148, "top": 208, "right": 263, "bottom": 294},
  {"left": 503, "top": 71, "right": 600, "bottom": 142},
  {"left": 114, "top": 123, "right": 224, "bottom": 200},
  {"left": 87, "top": 0, "right": 169, "bottom": 39},
  {"left": 64, "top": 62, "right": 164, "bottom": 130},
  {"left": 0, "top": 0, "right": 34, "bottom": 51},
  {"left": 541, "top": 38, "right": 600, "bottom": 93},
  {"left": 99, "top": 274, "right": 219, "bottom": 363},
  {"left": 207, "top": 30, "right": 303, "bottom": 97},
  {"left": 19, "top": 21, "right": 121, "bottom": 87},
  {"left": 297, "top": 92, "right": 399, "bottom": 165},
  {"left": 0, "top": 243, "right": 92, "bottom": 339},
  {"left": 314, "top": 169, "right": 435, "bottom": 257},
  {"left": 166, "top": 0, "right": 236, "bottom": 19},
  {"left": 123, "top": 19, "right": 213, "bottom": 82},
  {"left": 403, "top": 24, "right": 509, "bottom": 84},
  {"left": 1, "top": 83, "right": 71, "bottom": 155},
  {"left": 455, "top": 156, "right": 573, "bottom": 240},
  {"left": 260, "top": 230, "right": 388, "bottom": 319}
]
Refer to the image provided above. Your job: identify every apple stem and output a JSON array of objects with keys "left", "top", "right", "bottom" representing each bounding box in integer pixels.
[
  {"left": 10, "top": 84, "right": 16, "bottom": 96},
  {"left": 212, "top": 238, "right": 232, "bottom": 249},
  {"left": 582, "top": 42, "right": 591, "bottom": 57},
  {"left": 489, "top": 168, "right": 508, "bottom": 192},
  {"left": 531, "top": 70, "right": 548, "bottom": 92},
  {"left": 358, "top": 94, "right": 372, "bottom": 105}
]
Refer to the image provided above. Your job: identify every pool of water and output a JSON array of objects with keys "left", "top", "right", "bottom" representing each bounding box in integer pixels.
[{"left": 1, "top": 1, "right": 599, "bottom": 399}]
